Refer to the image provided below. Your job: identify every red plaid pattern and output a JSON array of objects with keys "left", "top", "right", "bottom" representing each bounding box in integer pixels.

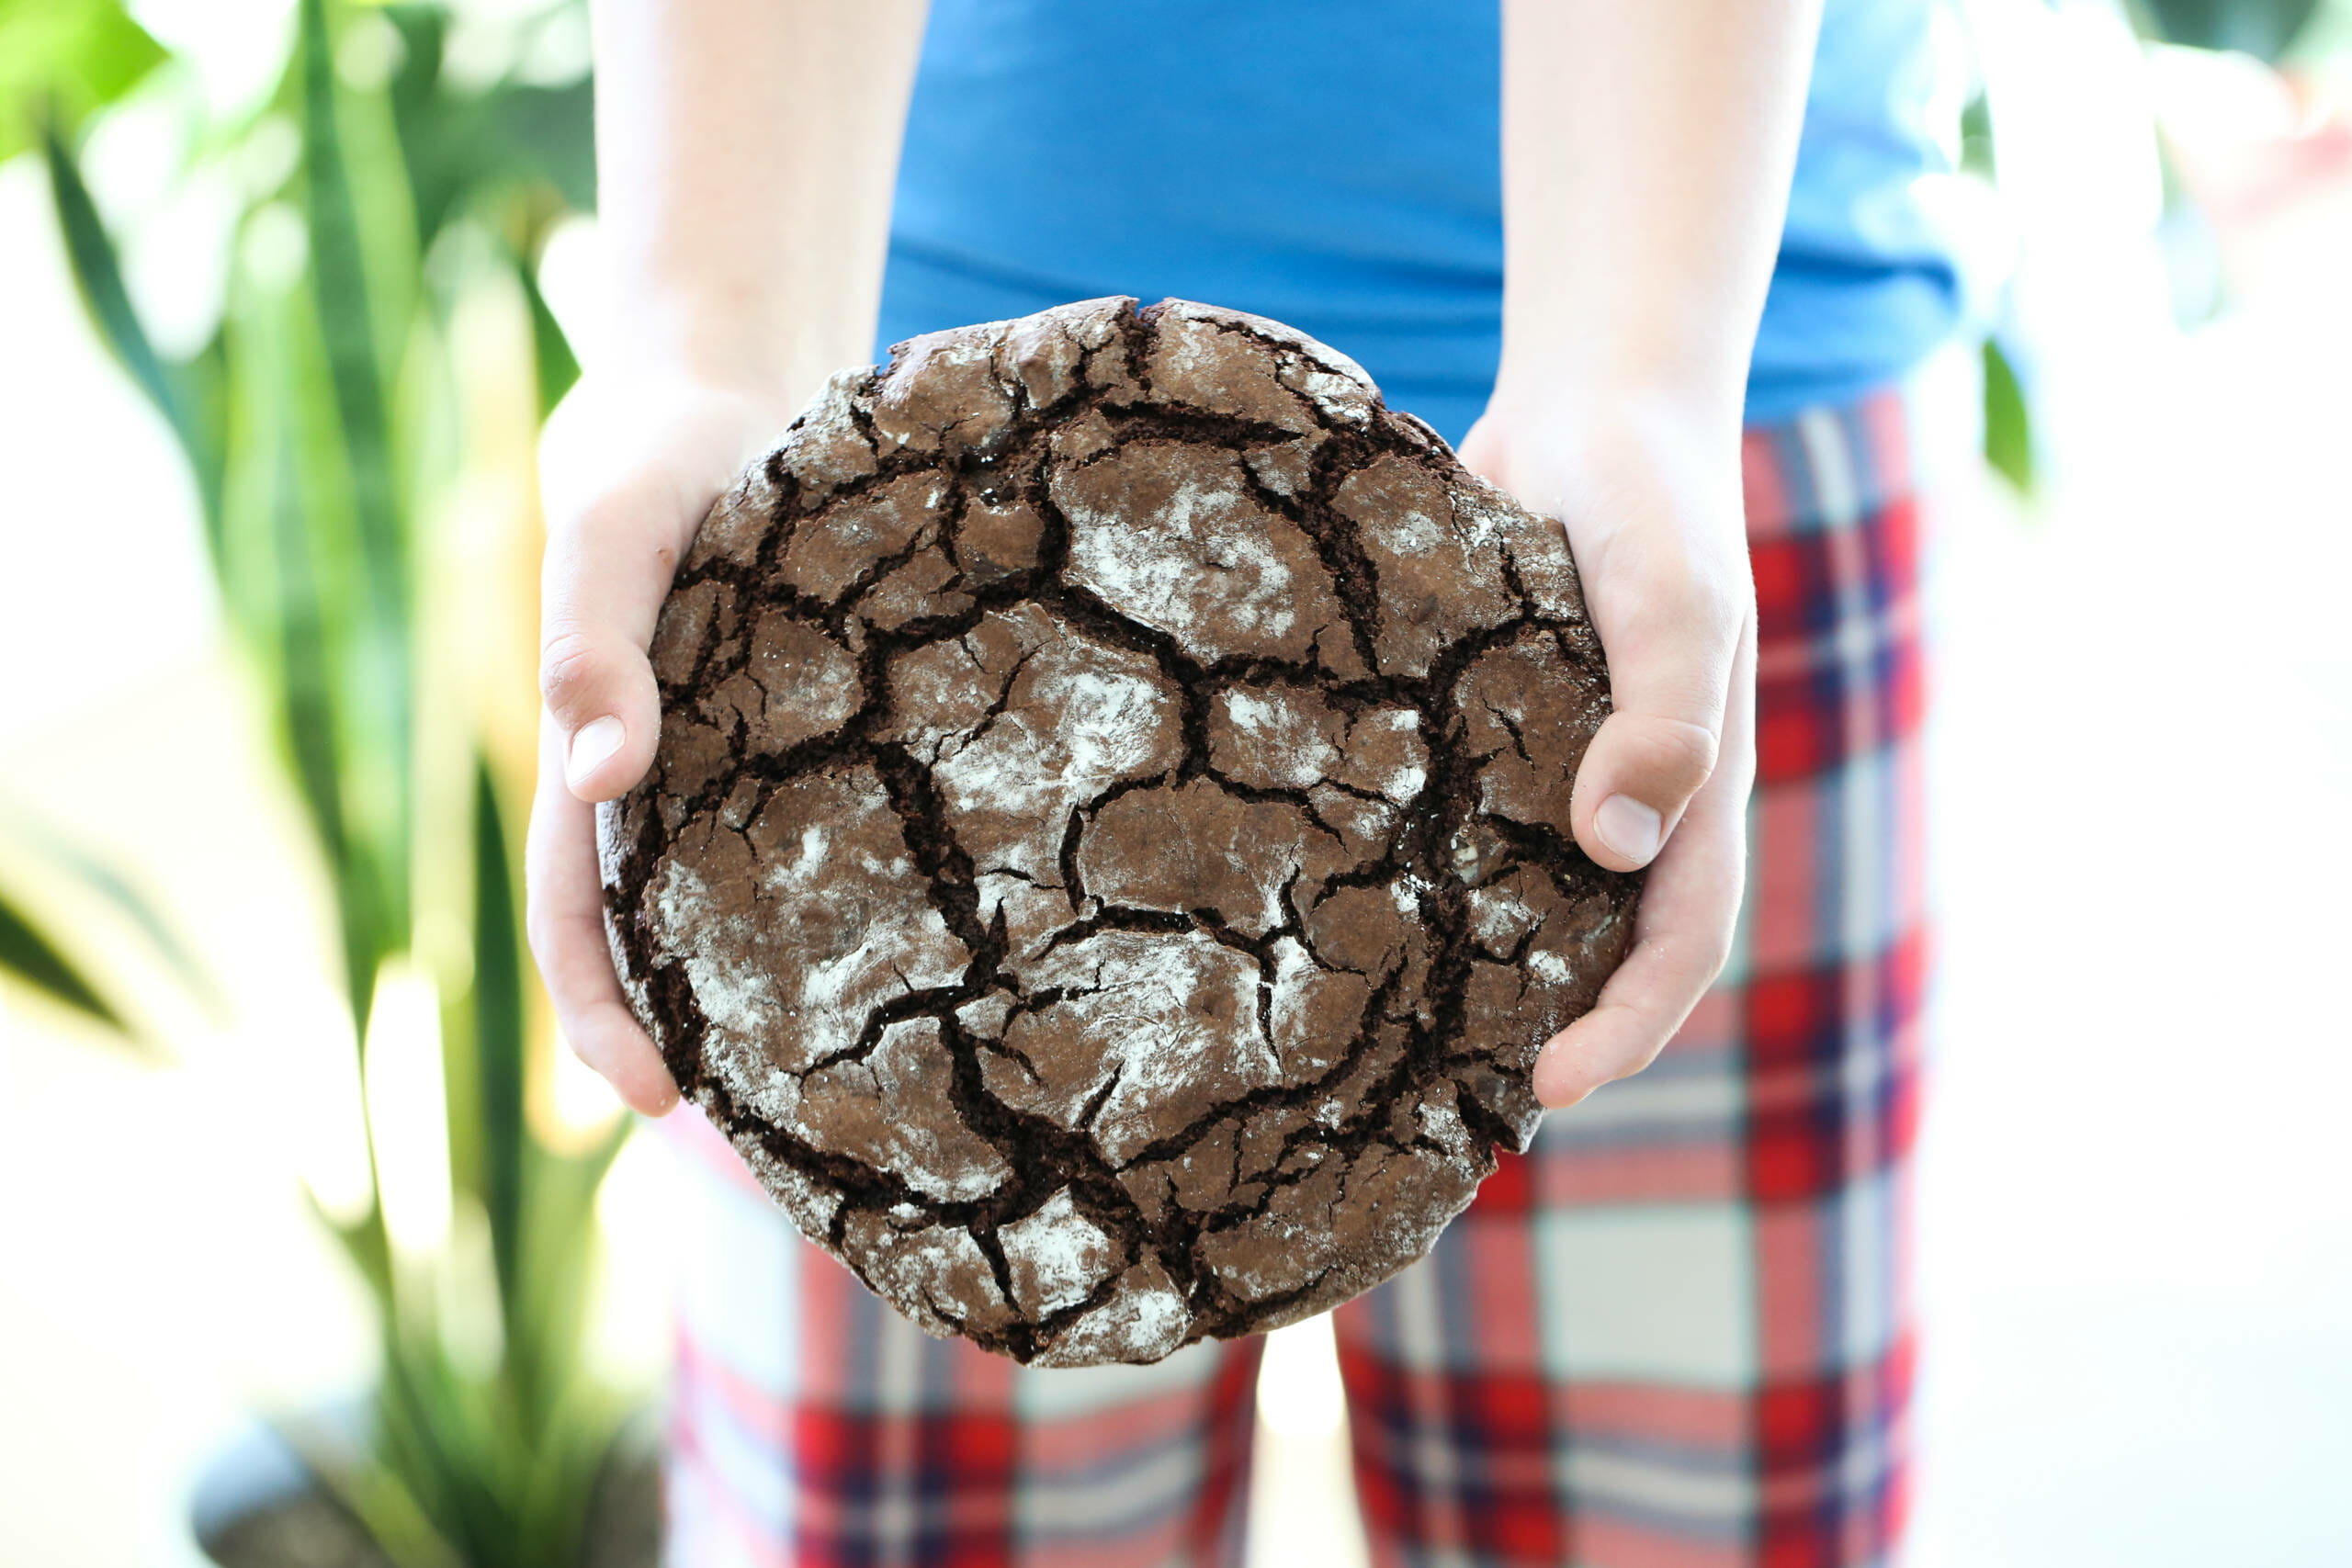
[{"left": 660, "top": 372, "right": 1949, "bottom": 1567}]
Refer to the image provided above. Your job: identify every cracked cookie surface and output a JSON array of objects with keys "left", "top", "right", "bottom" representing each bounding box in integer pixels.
[{"left": 600, "top": 298, "right": 1639, "bottom": 1366}]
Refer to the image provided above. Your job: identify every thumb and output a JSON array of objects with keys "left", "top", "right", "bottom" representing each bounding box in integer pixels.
[
  {"left": 538, "top": 376, "right": 786, "bottom": 804},
  {"left": 537, "top": 394, "right": 733, "bottom": 805},
  {"left": 539, "top": 493, "right": 673, "bottom": 803},
  {"left": 1569, "top": 531, "right": 1747, "bottom": 873}
]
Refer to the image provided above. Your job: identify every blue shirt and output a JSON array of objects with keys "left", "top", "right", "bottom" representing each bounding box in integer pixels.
[{"left": 879, "top": 0, "right": 1971, "bottom": 444}]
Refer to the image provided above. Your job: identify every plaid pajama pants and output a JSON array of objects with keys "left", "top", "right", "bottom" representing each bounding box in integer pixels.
[{"left": 659, "top": 368, "right": 1948, "bottom": 1568}]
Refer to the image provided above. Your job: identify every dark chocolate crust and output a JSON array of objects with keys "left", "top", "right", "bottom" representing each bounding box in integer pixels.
[{"left": 599, "top": 298, "right": 1638, "bottom": 1366}]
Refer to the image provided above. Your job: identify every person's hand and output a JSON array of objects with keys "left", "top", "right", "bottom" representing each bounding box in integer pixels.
[
  {"left": 1457, "top": 391, "right": 1758, "bottom": 1109},
  {"left": 525, "top": 373, "right": 793, "bottom": 1117}
]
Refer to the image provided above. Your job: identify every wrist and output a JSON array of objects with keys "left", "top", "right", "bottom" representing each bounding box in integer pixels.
[
  {"left": 1471, "top": 378, "right": 1745, "bottom": 508},
  {"left": 611, "top": 289, "right": 875, "bottom": 427},
  {"left": 1484, "top": 360, "right": 1745, "bottom": 450}
]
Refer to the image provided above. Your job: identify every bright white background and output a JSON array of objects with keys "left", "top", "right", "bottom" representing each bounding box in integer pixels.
[{"left": 4, "top": 4, "right": 2348, "bottom": 1564}]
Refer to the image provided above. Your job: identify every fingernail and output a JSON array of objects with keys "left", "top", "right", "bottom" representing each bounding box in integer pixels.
[
  {"left": 1594, "top": 794, "right": 1664, "bottom": 865},
  {"left": 566, "top": 716, "right": 626, "bottom": 790}
]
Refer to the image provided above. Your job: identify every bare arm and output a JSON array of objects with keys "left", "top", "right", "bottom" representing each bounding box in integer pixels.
[
  {"left": 591, "top": 0, "right": 927, "bottom": 403},
  {"left": 528, "top": 0, "right": 930, "bottom": 1113},
  {"left": 1463, "top": 0, "right": 1822, "bottom": 1105}
]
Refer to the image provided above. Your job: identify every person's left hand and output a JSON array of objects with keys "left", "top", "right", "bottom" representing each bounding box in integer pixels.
[{"left": 1456, "top": 391, "right": 1758, "bottom": 1108}]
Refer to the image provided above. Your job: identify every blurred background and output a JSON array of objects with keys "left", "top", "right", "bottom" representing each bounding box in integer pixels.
[{"left": 2, "top": 1, "right": 2347, "bottom": 1564}]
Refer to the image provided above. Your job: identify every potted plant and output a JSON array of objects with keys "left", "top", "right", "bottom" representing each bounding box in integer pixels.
[{"left": 3, "top": 2, "right": 657, "bottom": 1561}]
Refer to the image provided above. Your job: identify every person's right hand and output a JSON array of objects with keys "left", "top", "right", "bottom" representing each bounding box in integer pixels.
[{"left": 525, "top": 373, "right": 792, "bottom": 1117}]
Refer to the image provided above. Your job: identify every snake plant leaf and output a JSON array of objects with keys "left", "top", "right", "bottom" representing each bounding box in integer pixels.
[
  {"left": 298, "top": 0, "right": 410, "bottom": 653},
  {"left": 27, "top": 822, "right": 222, "bottom": 1020},
  {"left": 304, "top": 1184, "right": 394, "bottom": 1309},
  {"left": 40, "top": 124, "right": 195, "bottom": 460},
  {"left": 0, "top": 882, "right": 128, "bottom": 1034},
  {"left": 0, "top": 0, "right": 164, "bottom": 161},
  {"left": 1, "top": 803, "right": 221, "bottom": 1032},
  {"left": 470, "top": 760, "right": 528, "bottom": 1343},
  {"left": 485, "top": 76, "right": 595, "bottom": 214},
  {"left": 514, "top": 1378, "right": 633, "bottom": 1568},
  {"left": 41, "top": 118, "right": 230, "bottom": 564},
  {"left": 381, "top": 5, "right": 458, "bottom": 244},
  {"left": 375, "top": 1326, "right": 560, "bottom": 1568},
  {"left": 270, "top": 380, "right": 384, "bottom": 1025},
  {"left": 272, "top": 1412, "right": 464, "bottom": 1568},
  {"left": 382, "top": 6, "right": 594, "bottom": 249},
  {"left": 514, "top": 1116, "right": 632, "bottom": 1419}
]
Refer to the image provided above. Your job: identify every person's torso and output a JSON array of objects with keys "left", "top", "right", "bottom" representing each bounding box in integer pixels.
[{"left": 881, "top": 0, "right": 1973, "bottom": 441}]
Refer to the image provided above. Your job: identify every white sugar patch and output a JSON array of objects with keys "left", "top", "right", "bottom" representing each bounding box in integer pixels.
[
  {"left": 1389, "top": 874, "right": 1433, "bottom": 918},
  {"left": 1005, "top": 931, "right": 1280, "bottom": 1165},
  {"left": 1066, "top": 471, "right": 1299, "bottom": 644},
  {"left": 1365, "top": 709, "right": 1430, "bottom": 800},
  {"left": 650, "top": 859, "right": 782, "bottom": 1042},
  {"left": 1120, "top": 1276, "right": 1187, "bottom": 1350},
  {"left": 1267, "top": 937, "right": 1317, "bottom": 1041},
  {"left": 1039, "top": 667, "right": 1173, "bottom": 787},
  {"left": 1001, "top": 1190, "right": 1115, "bottom": 1315},
  {"left": 1221, "top": 688, "right": 1280, "bottom": 736}
]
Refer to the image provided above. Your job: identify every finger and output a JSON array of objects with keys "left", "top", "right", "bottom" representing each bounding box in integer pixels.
[
  {"left": 1537, "top": 615, "right": 1756, "bottom": 1105},
  {"left": 1568, "top": 523, "right": 1747, "bottom": 873},
  {"left": 526, "top": 712, "right": 680, "bottom": 1116}
]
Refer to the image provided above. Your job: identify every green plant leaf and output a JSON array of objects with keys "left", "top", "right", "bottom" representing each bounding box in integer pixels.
[
  {"left": 272, "top": 1411, "right": 465, "bottom": 1568},
  {"left": 0, "top": 0, "right": 165, "bottom": 160},
  {"left": 506, "top": 1115, "right": 629, "bottom": 1434},
  {"left": 371, "top": 1345, "right": 498, "bottom": 1568},
  {"left": 180, "top": 330, "right": 233, "bottom": 574},
  {"left": 296, "top": 0, "right": 402, "bottom": 601},
  {"left": 380, "top": 12, "right": 594, "bottom": 251},
  {"left": 519, "top": 250, "right": 581, "bottom": 420},
  {"left": 26, "top": 825, "right": 222, "bottom": 1021},
  {"left": 470, "top": 761, "right": 527, "bottom": 1350},
  {"left": 40, "top": 122, "right": 198, "bottom": 464},
  {"left": 302, "top": 1190, "right": 392, "bottom": 1309},
  {"left": 270, "top": 378, "right": 380, "bottom": 1023},
  {"left": 211, "top": 254, "right": 383, "bottom": 1024},
  {"left": 486, "top": 76, "right": 594, "bottom": 214},
  {"left": 298, "top": 0, "right": 413, "bottom": 903},
  {"left": 40, "top": 115, "right": 231, "bottom": 561},
  {"left": 0, "top": 803, "right": 222, "bottom": 1033},
  {"left": 0, "top": 882, "right": 126, "bottom": 1033},
  {"left": 2132, "top": 0, "right": 2322, "bottom": 59},
  {"left": 1982, "top": 335, "right": 2035, "bottom": 495},
  {"left": 514, "top": 1378, "right": 631, "bottom": 1568}
]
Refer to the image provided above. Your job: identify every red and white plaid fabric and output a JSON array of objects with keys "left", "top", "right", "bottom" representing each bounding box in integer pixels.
[{"left": 658, "top": 371, "right": 1945, "bottom": 1568}]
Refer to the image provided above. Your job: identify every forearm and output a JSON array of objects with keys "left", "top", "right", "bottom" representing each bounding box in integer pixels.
[
  {"left": 590, "top": 0, "right": 930, "bottom": 411},
  {"left": 1494, "top": 0, "right": 1822, "bottom": 441}
]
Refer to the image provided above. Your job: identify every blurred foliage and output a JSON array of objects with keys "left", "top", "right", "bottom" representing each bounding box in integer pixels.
[
  {"left": 1959, "top": 0, "right": 2342, "bottom": 493},
  {"left": 1981, "top": 336, "right": 2038, "bottom": 492},
  {"left": 0, "top": 807, "right": 218, "bottom": 1051},
  {"left": 0, "top": 0, "right": 187, "bottom": 1045},
  {"left": 0, "top": 882, "right": 127, "bottom": 1033},
  {"left": 6, "top": 1, "right": 629, "bottom": 1563},
  {"left": 0, "top": 0, "right": 163, "bottom": 160},
  {"left": 2132, "top": 0, "right": 2326, "bottom": 59}
]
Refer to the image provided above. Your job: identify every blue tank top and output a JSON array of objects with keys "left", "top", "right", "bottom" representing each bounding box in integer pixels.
[{"left": 878, "top": 0, "right": 1971, "bottom": 443}]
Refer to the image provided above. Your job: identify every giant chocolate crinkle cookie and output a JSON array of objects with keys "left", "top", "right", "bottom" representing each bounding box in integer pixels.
[{"left": 600, "top": 298, "right": 1639, "bottom": 1366}]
